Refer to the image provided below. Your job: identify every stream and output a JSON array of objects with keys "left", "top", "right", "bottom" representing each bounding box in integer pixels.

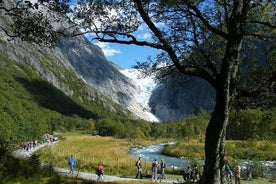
[
  {"left": 129, "top": 142, "right": 192, "bottom": 170},
  {"left": 128, "top": 143, "right": 276, "bottom": 179}
]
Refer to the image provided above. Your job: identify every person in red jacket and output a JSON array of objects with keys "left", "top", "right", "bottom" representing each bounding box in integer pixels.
[
  {"left": 234, "top": 164, "right": 241, "bottom": 184},
  {"left": 97, "top": 162, "right": 104, "bottom": 181}
]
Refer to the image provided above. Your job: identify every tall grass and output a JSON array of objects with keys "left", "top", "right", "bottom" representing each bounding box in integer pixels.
[
  {"left": 162, "top": 139, "right": 276, "bottom": 161},
  {"left": 35, "top": 134, "right": 162, "bottom": 177}
]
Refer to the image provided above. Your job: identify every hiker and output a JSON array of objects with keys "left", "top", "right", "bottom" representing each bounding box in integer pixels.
[
  {"left": 234, "top": 164, "right": 241, "bottom": 184},
  {"left": 183, "top": 165, "right": 192, "bottom": 181},
  {"left": 135, "top": 157, "right": 143, "bottom": 179},
  {"left": 151, "top": 158, "right": 159, "bottom": 181},
  {"left": 225, "top": 159, "right": 233, "bottom": 183},
  {"left": 68, "top": 155, "right": 76, "bottom": 174},
  {"left": 97, "top": 162, "right": 104, "bottom": 181},
  {"left": 160, "top": 158, "right": 166, "bottom": 180},
  {"left": 191, "top": 164, "right": 200, "bottom": 182}
]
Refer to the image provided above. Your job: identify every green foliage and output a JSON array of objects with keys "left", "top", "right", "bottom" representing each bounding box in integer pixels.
[
  {"left": 225, "top": 141, "right": 276, "bottom": 160},
  {"left": 243, "top": 160, "right": 269, "bottom": 179},
  {"left": 0, "top": 53, "right": 132, "bottom": 149},
  {"left": 0, "top": 151, "right": 98, "bottom": 183},
  {"left": 87, "top": 119, "right": 95, "bottom": 135},
  {"left": 228, "top": 108, "right": 276, "bottom": 140}
]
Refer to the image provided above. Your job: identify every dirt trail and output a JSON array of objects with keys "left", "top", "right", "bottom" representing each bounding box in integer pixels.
[{"left": 12, "top": 144, "right": 151, "bottom": 182}]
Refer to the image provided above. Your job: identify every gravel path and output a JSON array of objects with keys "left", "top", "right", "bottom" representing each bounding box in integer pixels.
[
  {"left": 12, "top": 143, "right": 274, "bottom": 183},
  {"left": 12, "top": 144, "right": 150, "bottom": 182}
]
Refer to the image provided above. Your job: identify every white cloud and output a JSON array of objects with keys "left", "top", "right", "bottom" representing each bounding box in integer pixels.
[
  {"left": 137, "top": 32, "right": 152, "bottom": 39},
  {"left": 95, "top": 42, "right": 121, "bottom": 57}
]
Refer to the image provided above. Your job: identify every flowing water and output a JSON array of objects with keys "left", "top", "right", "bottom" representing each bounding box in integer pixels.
[
  {"left": 129, "top": 142, "right": 191, "bottom": 170},
  {"left": 128, "top": 143, "right": 276, "bottom": 179}
]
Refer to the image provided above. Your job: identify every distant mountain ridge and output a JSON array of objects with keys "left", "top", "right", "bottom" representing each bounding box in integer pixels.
[{"left": 0, "top": 3, "right": 215, "bottom": 122}]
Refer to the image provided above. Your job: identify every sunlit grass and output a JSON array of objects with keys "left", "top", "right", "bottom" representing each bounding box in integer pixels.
[
  {"left": 162, "top": 139, "right": 276, "bottom": 161},
  {"left": 26, "top": 133, "right": 276, "bottom": 183},
  {"left": 162, "top": 140, "right": 205, "bottom": 159},
  {"left": 35, "top": 133, "right": 172, "bottom": 178}
]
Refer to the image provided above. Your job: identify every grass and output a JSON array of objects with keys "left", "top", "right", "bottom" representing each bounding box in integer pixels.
[
  {"left": 162, "top": 139, "right": 276, "bottom": 161},
  {"left": 225, "top": 140, "right": 276, "bottom": 160},
  {"left": 162, "top": 140, "right": 205, "bottom": 159},
  {"left": 34, "top": 133, "right": 275, "bottom": 183},
  {"left": 35, "top": 132, "right": 172, "bottom": 178}
]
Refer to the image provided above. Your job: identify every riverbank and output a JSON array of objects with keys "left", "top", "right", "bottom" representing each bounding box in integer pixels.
[
  {"left": 13, "top": 147, "right": 275, "bottom": 184},
  {"left": 12, "top": 135, "right": 275, "bottom": 184},
  {"left": 162, "top": 140, "right": 276, "bottom": 161}
]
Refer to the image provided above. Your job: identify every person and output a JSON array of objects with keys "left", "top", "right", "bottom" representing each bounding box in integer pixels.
[
  {"left": 97, "top": 162, "right": 104, "bottom": 181},
  {"left": 234, "top": 164, "right": 241, "bottom": 184},
  {"left": 191, "top": 163, "right": 200, "bottom": 182},
  {"left": 68, "top": 155, "right": 76, "bottom": 174},
  {"left": 151, "top": 158, "right": 159, "bottom": 181},
  {"left": 160, "top": 159, "right": 166, "bottom": 180},
  {"left": 183, "top": 165, "right": 192, "bottom": 181},
  {"left": 135, "top": 157, "right": 143, "bottom": 179},
  {"left": 225, "top": 159, "right": 233, "bottom": 183}
]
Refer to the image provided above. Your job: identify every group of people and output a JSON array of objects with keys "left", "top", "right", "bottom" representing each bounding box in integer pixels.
[
  {"left": 135, "top": 157, "right": 167, "bottom": 182},
  {"left": 18, "top": 133, "right": 58, "bottom": 152},
  {"left": 183, "top": 164, "right": 200, "bottom": 182},
  {"left": 68, "top": 155, "right": 243, "bottom": 183},
  {"left": 225, "top": 159, "right": 241, "bottom": 184},
  {"left": 68, "top": 155, "right": 104, "bottom": 181}
]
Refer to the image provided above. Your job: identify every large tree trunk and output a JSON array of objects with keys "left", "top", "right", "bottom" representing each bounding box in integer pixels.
[
  {"left": 199, "top": 1, "right": 248, "bottom": 183},
  {"left": 200, "top": 84, "right": 230, "bottom": 184},
  {"left": 200, "top": 41, "right": 242, "bottom": 183}
]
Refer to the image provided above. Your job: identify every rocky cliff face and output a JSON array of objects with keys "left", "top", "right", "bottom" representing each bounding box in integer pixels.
[
  {"left": 57, "top": 37, "right": 134, "bottom": 106},
  {"left": 56, "top": 36, "right": 158, "bottom": 121},
  {"left": 149, "top": 76, "right": 215, "bottom": 121},
  {"left": 0, "top": 1, "right": 215, "bottom": 122},
  {"left": 56, "top": 36, "right": 216, "bottom": 122},
  {"left": 0, "top": 27, "right": 215, "bottom": 122},
  {"left": 0, "top": 16, "right": 156, "bottom": 120}
]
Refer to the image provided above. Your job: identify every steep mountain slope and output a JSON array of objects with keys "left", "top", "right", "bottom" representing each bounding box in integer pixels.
[
  {"left": 0, "top": 10, "right": 157, "bottom": 121},
  {"left": 0, "top": 51, "right": 124, "bottom": 143},
  {"left": 149, "top": 76, "right": 215, "bottom": 121},
  {"left": 56, "top": 36, "right": 158, "bottom": 121},
  {"left": 0, "top": 0, "right": 215, "bottom": 122},
  {"left": 0, "top": 18, "right": 128, "bottom": 118}
]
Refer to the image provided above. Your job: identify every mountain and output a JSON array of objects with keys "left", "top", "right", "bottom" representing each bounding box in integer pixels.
[
  {"left": 56, "top": 34, "right": 215, "bottom": 121},
  {"left": 56, "top": 36, "right": 160, "bottom": 121},
  {"left": 149, "top": 76, "right": 215, "bottom": 121},
  {"left": 0, "top": 1, "right": 215, "bottom": 122}
]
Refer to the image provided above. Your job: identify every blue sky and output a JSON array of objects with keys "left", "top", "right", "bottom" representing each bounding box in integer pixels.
[
  {"left": 94, "top": 42, "right": 161, "bottom": 69},
  {"left": 65, "top": 0, "right": 164, "bottom": 69}
]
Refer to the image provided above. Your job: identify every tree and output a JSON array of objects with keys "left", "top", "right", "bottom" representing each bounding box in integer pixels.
[
  {"left": 1, "top": 0, "right": 275, "bottom": 183},
  {"left": 87, "top": 118, "right": 95, "bottom": 135}
]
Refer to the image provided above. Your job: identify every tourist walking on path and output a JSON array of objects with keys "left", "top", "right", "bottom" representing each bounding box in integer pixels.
[
  {"left": 160, "top": 159, "right": 166, "bottom": 180},
  {"left": 151, "top": 158, "right": 159, "bottom": 181},
  {"left": 97, "top": 162, "right": 104, "bottom": 181},
  {"left": 234, "top": 164, "right": 241, "bottom": 184},
  {"left": 183, "top": 165, "right": 192, "bottom": 182},
  {"left": 135, "top": 157, "right": 143, "bottom": 179},
  {"left": 68, "top": 155, "right": 76, "bottom": 174},
  {"left": 225, "top": 159, "right": 233, "bottom": 183}
]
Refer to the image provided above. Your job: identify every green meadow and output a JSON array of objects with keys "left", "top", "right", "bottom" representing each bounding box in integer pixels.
[
  {"left": 34, "top": 132, "right": 276, "bottom": 182},
  {"left": 36, "top": 133, "right": 171, "bottom": 178}
]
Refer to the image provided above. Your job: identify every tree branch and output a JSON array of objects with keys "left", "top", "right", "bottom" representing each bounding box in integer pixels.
[
  {"left": 133, "top": 0, "right": 216, "bottom": 85},
  {"left": 185, "top": 3, "right": 228, "bottom": 39},
  {"left": 248, "top": 20, "right": 276, "bottom": 29},
  {"left": 244, "top": 32, "right": 276, "bottom": 41}
]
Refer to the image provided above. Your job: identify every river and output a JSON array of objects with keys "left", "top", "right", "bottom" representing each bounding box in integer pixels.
[
  {"left": 129, "top": 143, "right": 276, "bottom": 179},
  {"left": 129, "top": 142, "right": 192, "bottom": 170}
]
